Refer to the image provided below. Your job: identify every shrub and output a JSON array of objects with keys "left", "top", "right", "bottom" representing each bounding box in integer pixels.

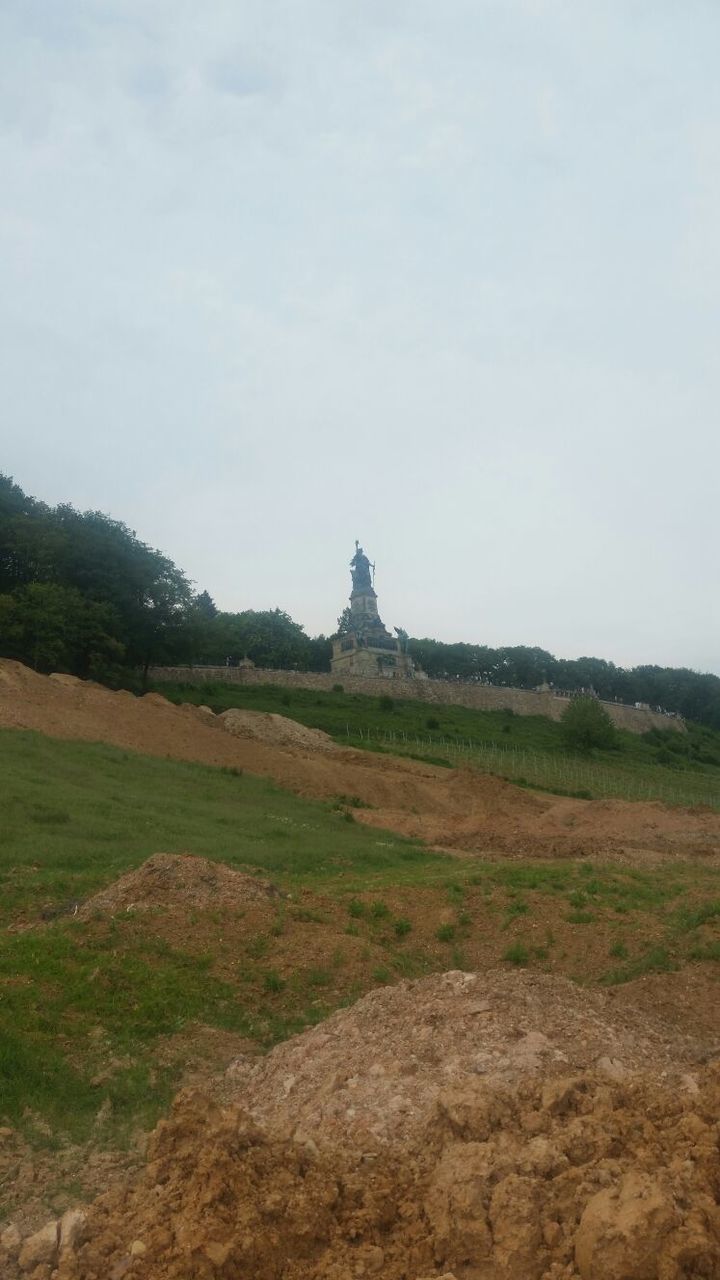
[
  {"left": 426, "top": 716, "right": 440, "bottom": 730},
  {"left": 394, "top": 917, "right": 412, "bottom": 938},
  {"left": 379, "top": 695, "right": 395, "bottom": 712},
  {"left": 332, "top": 683, "right": 344, "bottom": 693},
  {"left": 560, "top": 696, "right": 617, "bottom": 753}
]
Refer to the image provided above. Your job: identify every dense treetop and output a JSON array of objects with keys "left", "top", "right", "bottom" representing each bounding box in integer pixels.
[{"left": 1, "top": 474, "right": 718, "bottom": 728}]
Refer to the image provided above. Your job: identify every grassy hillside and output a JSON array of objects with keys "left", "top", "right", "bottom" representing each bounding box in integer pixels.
[
  {"left": 0, "top": 729, "right": 438, "bottom": 1146},
  {"left": 153, "top": 681, "right": 720, "bottom": 809},
  {"left": 2, "top": 729, "right": 720, "bottom": 1169}
]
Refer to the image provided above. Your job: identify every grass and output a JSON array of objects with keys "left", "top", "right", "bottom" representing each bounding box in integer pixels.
[
  {"left": 3, "top": 727, "right": 720, "bottom": 1151},
  {"left": 0, "top": 924, "right": 247, "bottom": 1141},
  {"left": 0, "top": 729, "right": 440, "bottom": 927},
  {"left": 153, "top": 680, "right": 720, "bottom": 810},
  {"left": 435, "top": 923, "right": 456, "bottom": 943},
  {"left": 600, "top": 946, "right": 677, "bottom": 985}
]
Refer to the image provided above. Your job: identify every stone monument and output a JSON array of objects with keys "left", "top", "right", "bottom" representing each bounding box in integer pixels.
[{"left": 330, "top": 542, "right": 416, "bottom": 679}]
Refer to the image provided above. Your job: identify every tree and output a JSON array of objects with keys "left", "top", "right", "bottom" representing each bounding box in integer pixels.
[
  {"left": 560, "top": 696, "right": 618, "bottom": 753},
  {"left": 194, "top": 590, "right": 217, "bottom": 620},
  {"left": 0, "top": 583, "right": 123, "bottom": 676},
  {"left": 335, "top": 607, "right": 353, "bottom": 637}
]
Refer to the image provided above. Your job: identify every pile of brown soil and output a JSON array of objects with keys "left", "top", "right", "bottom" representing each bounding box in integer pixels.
[
  {"left": 219, "top": 708, "right": 338, "bottom": 753},
  {"left": 76, "top": 853, "right": 283, "bottom": 920},
  {"left": 224, "top": 970, "right": 707, "bottom": 1149},
  {"left": 25, "top": 971, "right": 719, "bottom": 1280}
]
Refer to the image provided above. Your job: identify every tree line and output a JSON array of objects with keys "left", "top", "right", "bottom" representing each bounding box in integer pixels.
[
  {"left": 1, "top": 474, "right": 719, "bottom": 728},
  {"left": 0, "top": 475, "right": 329, "bottom": 683},
  {"left": 408, "top": 640, "right": 720, "bottom": 731}
]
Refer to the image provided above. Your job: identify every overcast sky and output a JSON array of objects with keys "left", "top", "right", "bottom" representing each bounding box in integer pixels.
[{"left": 2, "top": 1, "right": 719, "bottom": 673}]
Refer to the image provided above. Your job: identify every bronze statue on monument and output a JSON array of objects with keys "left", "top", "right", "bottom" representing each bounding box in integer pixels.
[{"left": 350, "top": 541, "right": 374, "bottom": 592}]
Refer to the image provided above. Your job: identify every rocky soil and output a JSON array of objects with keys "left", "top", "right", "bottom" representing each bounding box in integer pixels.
[
  {"left": 75, "top": 852, "right": 284, "bottom": 921},
  {"left": 219, "top": 707, "right": 338, "bottom": 753},
  {"left": 3, "top": 971, "right": 718, "bottom": 1280}
]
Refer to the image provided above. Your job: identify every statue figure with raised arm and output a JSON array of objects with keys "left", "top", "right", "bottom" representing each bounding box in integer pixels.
[{"left": 350, "top": 540, "right": 374, "bottom": 592}]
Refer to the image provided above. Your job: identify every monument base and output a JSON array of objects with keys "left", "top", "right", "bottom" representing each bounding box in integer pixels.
[{"left": 331, "top": 633, "right": 415, "bottom": 679}]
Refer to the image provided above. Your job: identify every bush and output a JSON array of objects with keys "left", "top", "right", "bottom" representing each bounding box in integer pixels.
[
  {"left": 560, "top": 696, "right": 617, "bottom": 753},
  {"left": 426, "top": 716, "right": 440, "bottom": 730},
  {"left": 379, "top": 695, "right": 394, "bottom": 712}
]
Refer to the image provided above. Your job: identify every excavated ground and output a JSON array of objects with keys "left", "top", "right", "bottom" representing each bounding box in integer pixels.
[
  {"left": 2, "top": 660, "right": 720, "bottom": 862},
  {"left": 2, "top": 662, "right": 720, "bottom": 1278},
  {"left": 13, "top": 971, "right": 720, "bottom": 1280}
]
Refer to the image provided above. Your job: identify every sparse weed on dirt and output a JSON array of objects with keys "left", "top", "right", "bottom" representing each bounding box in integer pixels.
[
  {"left": 435, "top": 923, "right": 456, "bottom": 943},
  {"left": 502, "top": 898, "right": 530, "bottom": 929},
  {"left": 600, "top": 945, "right": 677, "bottom": 985}
]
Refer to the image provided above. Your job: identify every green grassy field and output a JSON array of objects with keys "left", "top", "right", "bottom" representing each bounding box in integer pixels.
[
  {"left": 0, "top": 729, "right": 443, "bottom": 1146},
  {"left": 153, "top": 681, "right": 720, "bottom": 809},
  {"left": 2, "top": 727, "right": 720, "bottom": 1166},
  {"left": 0, "top": 728, "right": 437, "bottom": 926}
]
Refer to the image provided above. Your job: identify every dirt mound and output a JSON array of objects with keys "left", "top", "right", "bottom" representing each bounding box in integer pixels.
[
  {"left": 33, "top": 972, "right": 720, "bottom": 1280},
  {"left": 219, "top": 707, "right": 338, "bottom": 753},
  {"left": 226, "top": 970, "right": 706, "bottom": 1150},
  {"left": 2, "top": 659, "right": 720, "bottom": 863},
  {"left": 76, "top": 853, "right": 283, "bottom": 920}
]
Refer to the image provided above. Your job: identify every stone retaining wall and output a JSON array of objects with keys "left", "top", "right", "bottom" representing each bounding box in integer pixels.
[{"left": 148, "top": 666, "right": 684, "bottom": 736}]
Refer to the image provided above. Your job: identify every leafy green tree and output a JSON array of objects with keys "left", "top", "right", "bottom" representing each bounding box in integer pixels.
[
  {"left": 192, "top": 608, "right": 328, "bottom": 671},
  {"left": 193, "top": 590, "right": 217, "bottom": 620},
  {"left": 335, "top": 607, "right": 353, "bottom": 637},
  {"left": 0, "top": 583, "right": 123, "bottom": 675},
  {"left": 561, "top": 696, "right": 618, "bottom": 753},
  {"left": 0, "top": 474, "right": 194, "bottom": 681}
]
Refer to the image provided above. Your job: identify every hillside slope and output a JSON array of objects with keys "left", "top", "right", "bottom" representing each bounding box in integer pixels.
[{"left": 2, "top": 660, "right": 720, "bottom": 862}]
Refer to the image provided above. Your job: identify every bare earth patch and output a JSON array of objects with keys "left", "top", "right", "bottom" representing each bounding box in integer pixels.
[{"left": 14, "top": 971, "right": 718, "bottom": 1280}]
